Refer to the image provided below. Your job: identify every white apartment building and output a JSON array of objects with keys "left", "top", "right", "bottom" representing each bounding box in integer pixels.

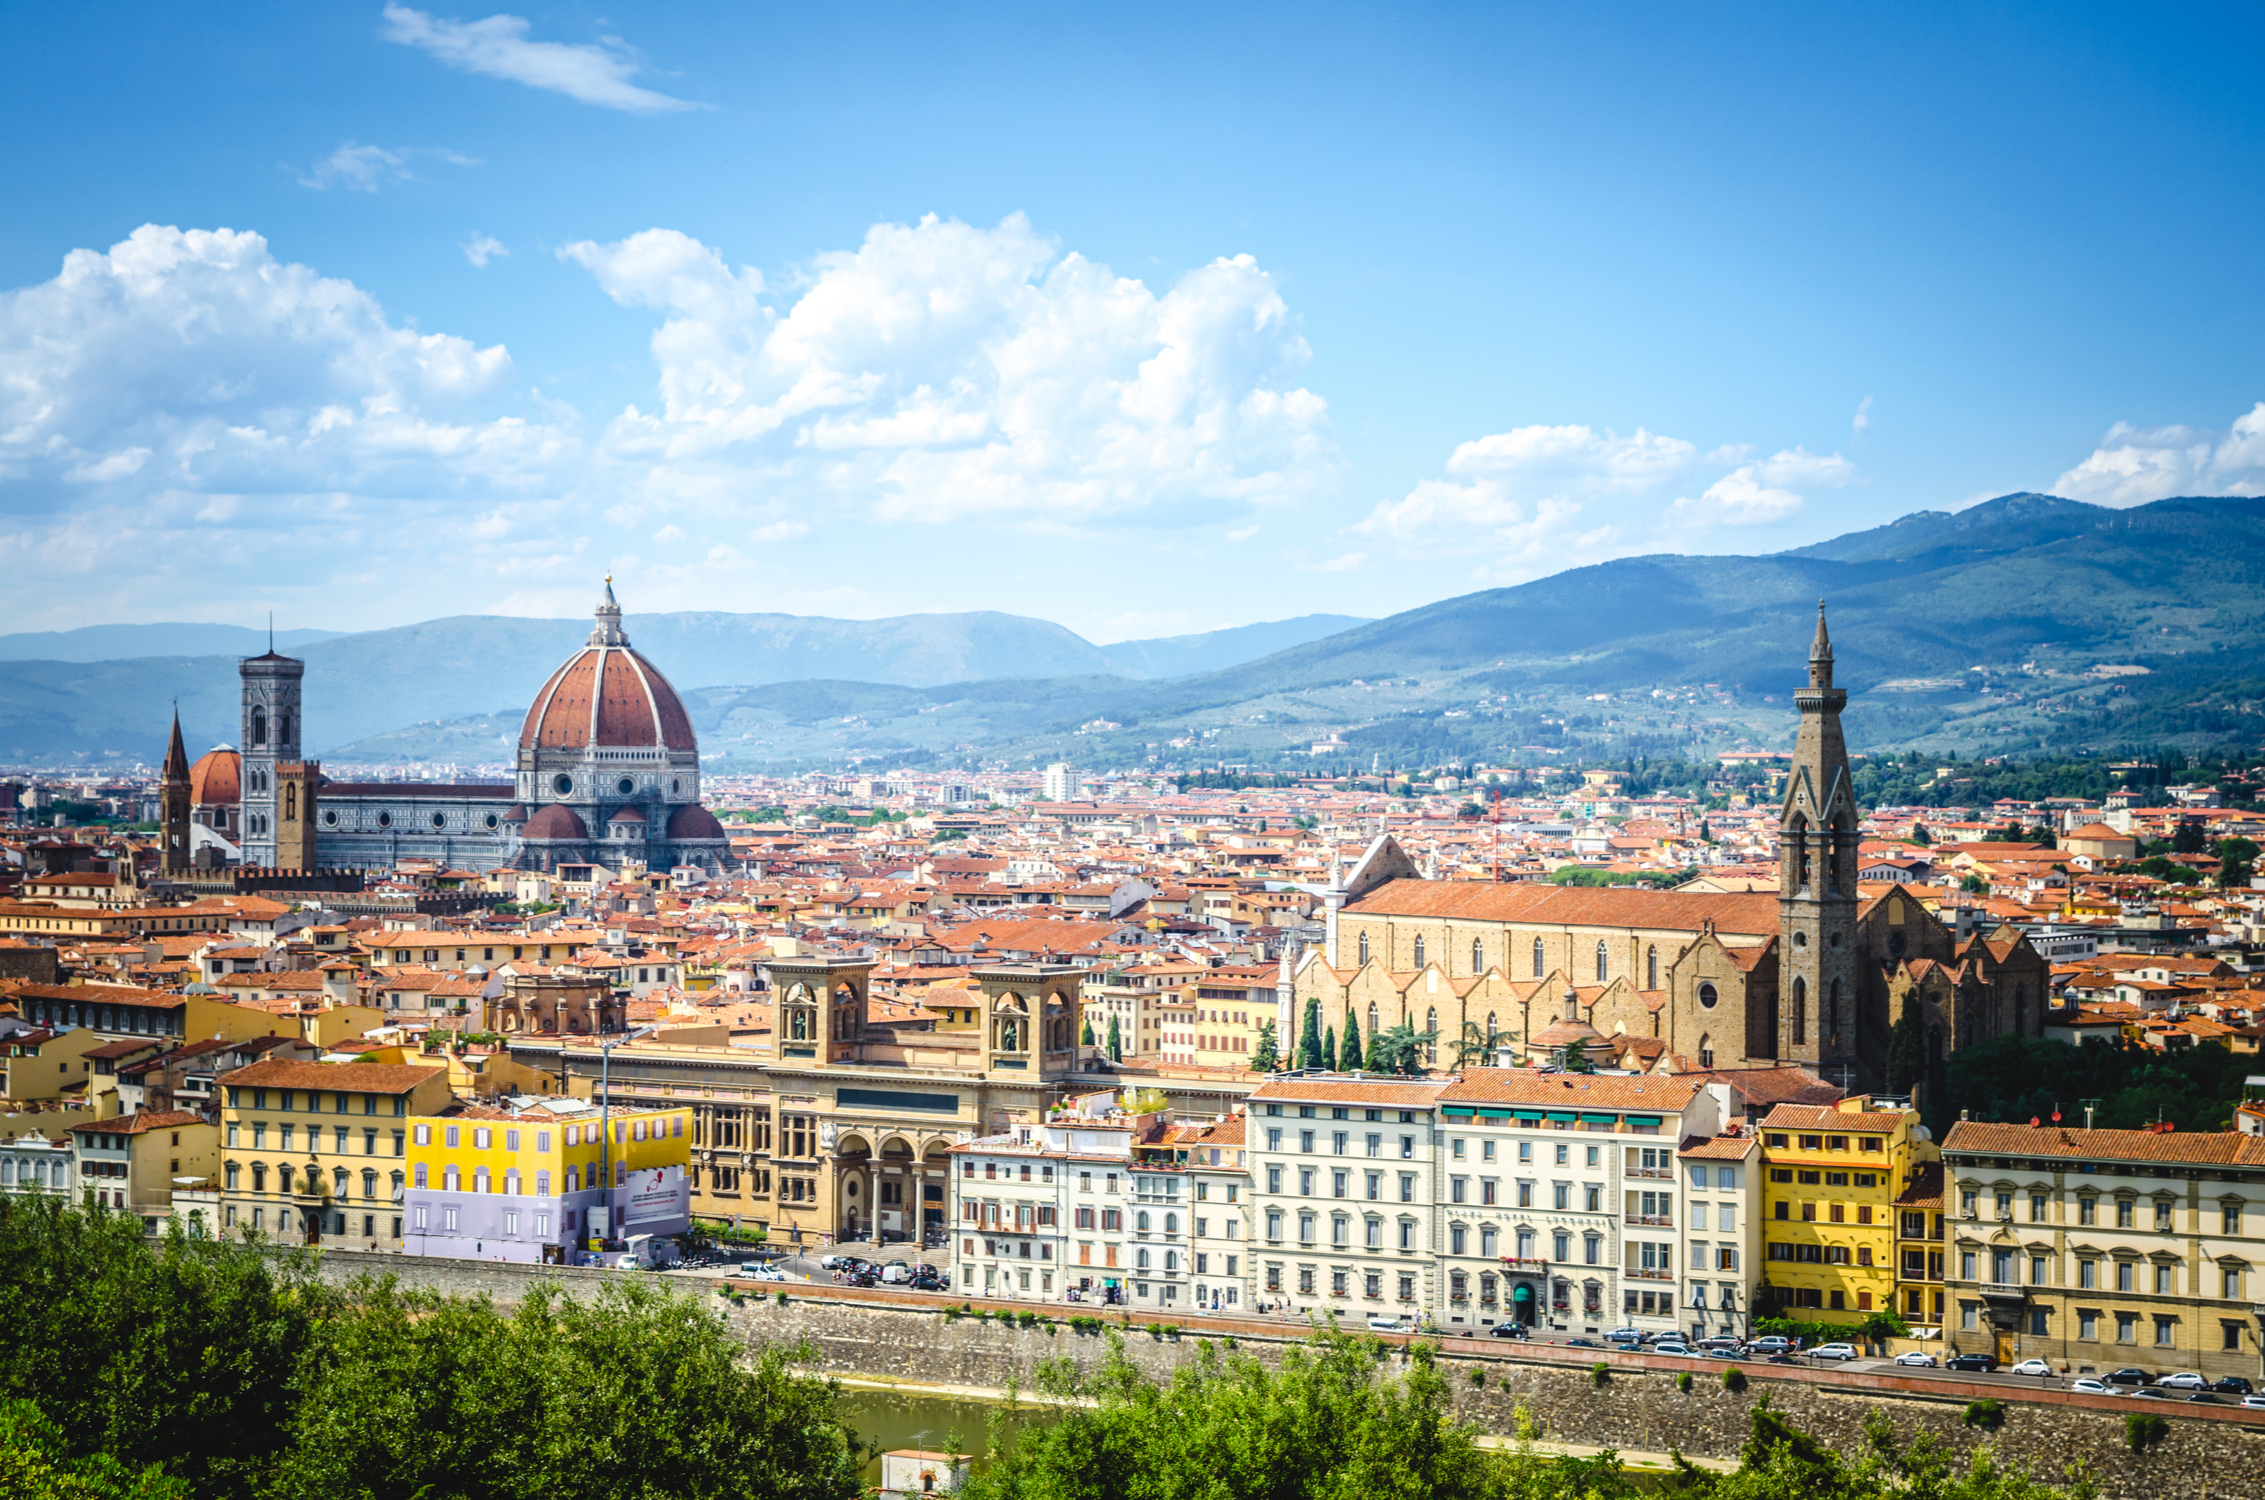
[
  {"left": 1182, "top": 1115, "right": 1252, "bottom": 1314},
  {"left": 1679, "top": 1130, "right": 1762, "bottom": 1341},
  {"left": 0, "top": 1131, "right": 72, "bottom": 1199},
  {"left": 1434, "top": 1071, "right": 1717, "bottom": 1336},
  {"left": 1247, "top": 1076, "right": 1450, "bottom": 1320}
]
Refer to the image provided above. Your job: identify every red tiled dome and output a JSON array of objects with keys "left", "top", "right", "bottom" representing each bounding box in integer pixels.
[
  {"left": 521, "top": 804, "right": 590, "bottom": 841},
  {"left": 520, "top": 645, "right": 696, "bottom": 752},
  {"left": 189, "top": 747, "right": 241, "bottom": 806},
  {"left": 667, "top": 803, "right": 728, "bottom": 841}
]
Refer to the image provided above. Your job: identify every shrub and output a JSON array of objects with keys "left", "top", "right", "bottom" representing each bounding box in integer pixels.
[
  {"left": 1962, "top": 1398, "right": 2005, "bottom": 1431},
  {"left": 2126, "top": 1412, "right": 2170, "bottom": 1453},
  {"left": 1721, "top": 1367, "right": 1747, "bottom": 1393},
  {"left": 774, "top": 1290, "right": 788, "bottom": 1306},
  {"left": 1591, "top": 1362, "right": 1611, "bottom": 1388},
  {"left": 1468, "top": 1367, "right": 1485, "bottom": 1386},
  {"left": 1222, "top": 1336, "right": 1237, "bottom": 1350},
  {"left": 1675, "top": 1372, "right": 1693, "bottom": 1393}
]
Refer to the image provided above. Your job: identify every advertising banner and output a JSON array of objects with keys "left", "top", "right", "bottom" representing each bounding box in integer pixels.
[{"left": 624, "top": 1165, "right": 688, "bottom": 1226}]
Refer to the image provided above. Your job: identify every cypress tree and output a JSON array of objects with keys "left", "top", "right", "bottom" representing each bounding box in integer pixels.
[
  {"left": 1341, "top": 1009, "right": 1363, "bottom": 1073},
  {"left": 1106, "top": 1013, "right": 1123, "bottom": 1061},
  {"left": 1081, "top": 1016, "right": 1095, "bottom": 1047},
  {"left": 1298, "top": 997, "right": 1324, "bottom": 1069},
  {"left": 1323, "top": 1025, "right": 1338, "bottom": 1072},
  {"left": 1885, "top": 990, "right": 1925, "bottom": 1097}
]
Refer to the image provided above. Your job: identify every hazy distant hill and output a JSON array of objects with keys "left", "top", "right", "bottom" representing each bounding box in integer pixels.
[
  {"left": 0, "top": 608, "right": 1373, "bottom": 764},
  {"left": 11, "top": 493, "right": 2261, "bottom": 768}
]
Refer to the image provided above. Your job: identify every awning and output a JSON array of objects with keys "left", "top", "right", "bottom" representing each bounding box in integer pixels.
[
  {"left": 1626, "top": 1115, "right": 1663, "bottom": 1126},
  {"left": 1545, "top": 1111, "right": 1578, "bottom": 1123},
  {"left": 1442, "top": 1106, "right": 1475, "bottom": 1119},
  {"left": 1579, "top": 1113, "right": 1618, "bottom": 1124},
  {"left": 1512, "top": 1110, "right": 1545, "bottom": 1122}
]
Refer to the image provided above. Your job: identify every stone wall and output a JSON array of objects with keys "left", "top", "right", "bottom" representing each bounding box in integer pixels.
[{"left": 309, "top": 1252, "right": 2265, "bottom": 1500}]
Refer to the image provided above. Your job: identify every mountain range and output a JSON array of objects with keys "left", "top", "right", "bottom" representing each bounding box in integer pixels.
[{"left": 7, "top": 493, "right": 2262, "bottom": 771}]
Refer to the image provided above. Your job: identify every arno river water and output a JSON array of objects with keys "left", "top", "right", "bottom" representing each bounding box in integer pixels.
[{"left": 834, "top": 1386, "right": 1048, "bottom": 1482}]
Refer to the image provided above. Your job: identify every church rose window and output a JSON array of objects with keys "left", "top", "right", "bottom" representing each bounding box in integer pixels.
[
  {"left": 1698, "top": 982, "right": 1717, "bottom": 1010},
  {"left": 484, "top": 814, "right": 499, "bottom": 829},
  {"left": 431, "top": 813, "right": 446, "bottom": 830},
  {"left": 617, "top": 777, "right": 635, "bottom": 795},
  {"left": 376, "top": 812, "right": 391, "bottom": 829},
  {"left": 553, "top": 774, "right": 573, "bottom": 795}
]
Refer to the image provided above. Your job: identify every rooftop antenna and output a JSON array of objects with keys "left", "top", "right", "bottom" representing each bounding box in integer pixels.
[{"left": 268, "top": 612, "right": 273, "bottom": 653}]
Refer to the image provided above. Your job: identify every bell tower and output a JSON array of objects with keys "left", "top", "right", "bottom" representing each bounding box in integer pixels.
[
  {"left": 275, "top": 759, "right": 320, "bottom": 872},
  {"left": 159, "top": 708, "right": 192, "bottom": 878},
  {"left": 1778, "top": 602, "right": 1861, "bottom": 1073},
  {"left": 239, "top": 646, "right": 304, "bottom": 868}
]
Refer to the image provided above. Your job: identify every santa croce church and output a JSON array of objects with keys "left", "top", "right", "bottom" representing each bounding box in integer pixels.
[{"left": 1289, "top": 605, "right": 2048, "bottom": 1089}]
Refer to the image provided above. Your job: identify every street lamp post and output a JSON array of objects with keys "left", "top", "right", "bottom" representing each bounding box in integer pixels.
[{"left": 594, "top": 1020, "right": 660, "bottom": 1249}]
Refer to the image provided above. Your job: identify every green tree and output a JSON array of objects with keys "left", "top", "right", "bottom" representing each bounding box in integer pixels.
[
  {"left": 2172, "top": 817, "right": 2208, "bottom": 855},
  {"left": 1298, "top": 997, "right": 1324, "bottom": 1069},
  {"left": 1367, "top": 1022, "right": 1436, "bottom": 1077},
  {"left": 1080, "top": 1017, "right": 1095, "bottom": 1047},
  {"left": 0, "top": 1401, "right": 187, "bottom": 1500},
  {"left": 1911, "top": 822, "right": 1931, "bottom": 846},
  {"left": 1249, "top": 1019, "right": 1279, "bottom": 1074},
  {"left": 1340, "top": 1009, "right": 1363, "bottom": 1074},
  {"left": 1322, "top": 1025, "right": 1339, "bottom": 1071},
  {"left": 1561, "top": 1038, "right": 1592, "bottom": 1073},
  {"left": 960, "top": 1327, "right": 1503, "bottom": 1500},
  {"left": 271, "top": 1279, "right": 864, "bottom": 1500},
  {"left": 1885, "top": 990, "right": 1926, "bottom": 1097},
  {"left": 1105, "top": 1013, "right": 1123, "bottom": 1062}
]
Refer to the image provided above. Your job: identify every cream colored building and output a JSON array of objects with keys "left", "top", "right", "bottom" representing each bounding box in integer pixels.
[{"left": 1941, "top": 1121, "right": 2265, "bottom": 1380}]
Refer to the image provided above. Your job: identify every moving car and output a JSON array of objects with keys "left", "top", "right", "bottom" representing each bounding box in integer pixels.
[
  {"left": 1946, "top": 1353, "right": 1995, "bottom": 1372},
  {"left": 1366, "top": 1315, "right": 1409, "bottom": 1333},
  {"left": 2185, "top": 1392, "right": 2224, "bottom": 1404},
  {"left": 2009, "top": 1359, "right": 2053, "bottom": 1377},
  {"left": 2211, "top": 1376, "right": 2254, "bottom": 1395},
  {"left": 2068, "top": 1378, "right": 2111, "bottom": 1395},
  {"left": 1892, "top": 1351, "right": 1938, "bottom": 1368},
  {"left": 1695, "top": 1337, "right": 1743, "bottom": 1352},
  {"left": 2239, "top": 1394, "right": 2265, "bottom": 1411},
  {"left": 2156, "top": 1371, "right": 2207, "bottom": 1390},
  {"left": 1604, "top": 1328, "right": 1645, "bottom": 1344},
  {"left": 1747, "top": 1336, "right": 1793, "bottom": 1354},
  {"left": 1809, "top": 1342, "right": 1859, "bottom": 1361},
  {"left": 2103, "top": 1368, "right": 2154, "bottom": 1386},
  {"left": 1488, "top": 1323, "right": 1531, "bottom": 1340},
  {"left": 1566, "top": 1338, "right": 1604, "bottom": 1348}
]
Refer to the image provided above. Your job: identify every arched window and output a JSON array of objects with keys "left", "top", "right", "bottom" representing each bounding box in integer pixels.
[
  {"left": 251, "top": 706, "right": 267, "bottom": 747},
  {"left": 1485, "top": 1010, "right": 1497, "bottom": 1040},
  {"left": 1358, "top": 932, "right": 1370, "bottom": 966},
  {"left": 1136, "top": 1247, "right": 1150, "bottom": 1271},
  {"left": 1368, "top": 1002, "right": 1378, "bottom": 1036},
  {"left": 1792, "top": 976, "right": 1808, "bottom": 1045},
  {"left": 1425, "top": 1008, "right": 1437, "bottom": 1065},
  {"left": 1136, "top": 1211, "right": 1150, "bottom": 1232},
  {"left": 283, "top": 783, "right": 296, "bottom": 820},
  {"left": 1165, "top": 1250, "right": 1179, "bottom": 1272},
  {"left": 1413, "top": 936, "right": 1426, "bottom": 968},
  {"left": 1646, "top": 947, "right": 1658, "bottom": 990},
  {"left": 1472, "top": 938, "right": 1485, "bottom": 973},
  {"left": 1595, "top": 942, "right": 1608, "bottom": 982},
  {"left": 1532, "top": 938, "right": 1545, "bottom": 978},
  {"left": 1698, "top": 1033, "right": 1713, "bottom": 1069},
  {"left": 1164, "top": 1213, "right": 1178, "bottom": 1234}
]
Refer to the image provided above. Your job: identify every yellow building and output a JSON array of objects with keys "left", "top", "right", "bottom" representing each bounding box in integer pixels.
[
  {"left": 0, "top": 1025, "right": 114, "bottom": 1102},
  {"left": 405, "top": 1100, "right": 690, "bottom": 1263},
  {"left": 218, "top": 1058, "right": 453, "bottom": 1248},
  {"left": 1758, "top": 1097, "right": 1927, "bottom": 1320}
]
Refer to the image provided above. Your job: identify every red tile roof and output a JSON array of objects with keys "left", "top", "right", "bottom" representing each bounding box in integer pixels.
[{"left": 1344, "top": 883, "right": 1780, "bottom": 935}]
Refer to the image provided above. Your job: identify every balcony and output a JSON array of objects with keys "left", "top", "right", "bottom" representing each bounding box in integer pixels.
[
  {"left": 1625, "top": 1267, "right": 1673, "bottom": 1281},
  {"left": 1625, "top": 1166, "right": 1673, "bottom": 1180},
  {"left": 1498, "top": 1256, "right": 1550, "bottom": 1271},
  {"left": 1624, "top": 1214, "right": 1673, "bottom": 1228}
]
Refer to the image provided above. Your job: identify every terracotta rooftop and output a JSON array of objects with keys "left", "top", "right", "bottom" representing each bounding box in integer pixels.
[
  {"left": 1941, "top": 1121, "right": 2265, "bottom": 1166},
  {"left": 1760, "top": 1103, "right": 1916, "bottom": 1134},
  {"left": 1343, "top": 882, "right": 1780, "bottom": 936},
  {"left": 1442, "top": 1068, "right": 1704, "bottom": 1110},
  {"left": 220, "top": 1058, "right": 445, "bottom": 1095}
]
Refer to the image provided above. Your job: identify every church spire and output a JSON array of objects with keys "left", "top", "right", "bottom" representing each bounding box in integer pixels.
[
  {"left": 1809, "top": 600, "right": 1834, "bottom": 688},
  {"left": 161, "top": 706, "right": 190, "bottom": 781}
]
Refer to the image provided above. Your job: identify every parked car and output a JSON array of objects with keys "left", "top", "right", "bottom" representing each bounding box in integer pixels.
[
  {"left": 1892, "top": 1351, "right": 1938, "bottom": 1367},
  {"left": 2186, "top": 1392, "right": 2224, "bottom": 1405},
  {"left": 1945, "top": 1353, "right": 1995, "bottom": 1372},
  {"left": 2211, "top": 1376, "right": 2255, "bottom": 1395},
  {"left": 1488, "top": 1323, "right": 1531, "bottom": 1340},
  {"left": 1565, "top": 1337, "right": 1603, "bottom": 1348},
  {"left": 1366, "top": 1315, "right": 1409, "bottom": 1333},
  {"left": 2009, "top": 1359, "right": 2053, "bottom": 1377},
  {"left": 1695, "top": 1337, "right": 1743, "bottom": 1352},
  {"left": 2239, "top": 1394, "right": 2265, "bottom": 1411},
  {"left": 879, "top": 1264, "right": 911, "bottom": 1284},
  {"left": 2156, "top": 1371, "right": 2207, "bottom": 1390},
  {"left": 2103, "top": 1367, "right": 2154, "bottom": 1386},
  {"left": 1747, "top": 1336, "right": 1793, "bottom": 1354},
  {"left": 2128, "top": 1387, "right": 2168, "bottom": 1400},
  {"left": 2069, "top": 1378, "right": 2111, "bottom": 1395},
  {"left": 1651, "top": 1342, "right": 1693, "bottom": 1357},
  {"left": 1809, "top": 1343, "right": 1860, "bottom": 1361},
  {"left": 908, "top": 1273, "right": 948, "bottom": 1292},
  {"left": 737, "top": 1264, "right": 788, "bottom": 1282},
  {"left": 817, "top": 1254, "right": 857, "bottom": 1270},
  {"left": 1604, "top": 1327, "right": 1645, "bottom": 1344}
]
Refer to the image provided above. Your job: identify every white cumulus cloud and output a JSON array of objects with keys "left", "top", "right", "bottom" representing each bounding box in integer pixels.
[
  {"left": 2050, "top": 401, "right": 2265, "bottom": 506},
  {"left": 381, "top": 4, "right": 700, "bottom": 113},
  {"left": 1668, "top": 447, "right": 1855, "bottom": 528},
  {"left": 562, "top": 213, "right": 1333, "bottom": 529}
]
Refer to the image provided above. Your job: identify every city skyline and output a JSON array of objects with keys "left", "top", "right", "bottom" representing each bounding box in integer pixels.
[{"left": 4, "top": 3, "right": 2263, "bottom": 641}]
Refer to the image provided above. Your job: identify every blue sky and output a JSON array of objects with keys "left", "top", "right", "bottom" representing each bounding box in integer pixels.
[{"left": 3, "top": 2, "right": 2262, "bottom": 641}]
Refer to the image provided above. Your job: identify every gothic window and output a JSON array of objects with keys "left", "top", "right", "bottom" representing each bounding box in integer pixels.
[
  {"left": 252, "top": 707, "right": 267, "bottom": 747},
  {"left": 1594, "top": 942, "right": 1608, "bottom": 982},
  {"left": 1792, "top": 976, "right": 1807, "bottom": 1045},
  {"left": 283, "top": 785, "right": 296, "bottom": 819},
  {"left": 1698, "top": 1034, "right": 1713, "bottom": 1069},
  {"left": 1368, "top": 1002, "right": 1378, "bottom": 1035},
  {"left": 1532, "top": 938, "right": 1545, "bottom": 978},
  {"left": 1413, "top": 936, "right": 1426, "bottom": 968},
  {"left": 1425, "top": 1008, "right": 1437, "bottom": 1065},
  {"left": 1358, "top": 932, "right": 1370, "bottom": 966},
  {"left": 1485, "top": 1010, "right": 1496, "bottom": 1040},
  {"left": 1472, "top": 939, "right": 1484, "bottom": 973},
  {"left": 1646, "top": 947, "right": 1658, "bottom": 990},
  {"left": 281, "top": 713, "right": 294, "bottom": 744}
]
